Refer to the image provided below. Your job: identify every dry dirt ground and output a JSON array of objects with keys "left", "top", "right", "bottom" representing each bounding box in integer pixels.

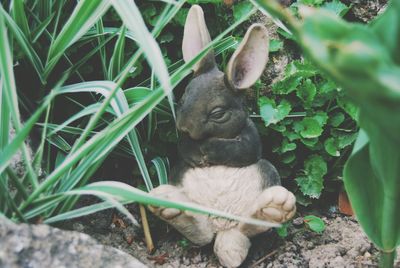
[{"left": 63, "top": 200, "right": 400, "bottom": 268}]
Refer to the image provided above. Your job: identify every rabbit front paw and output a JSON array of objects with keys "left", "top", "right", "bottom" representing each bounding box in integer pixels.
[
  {"left": 253, "top": 186, "right": 296, "bottom": 223},
  {"left": 148, "top": 185, "right": 186, "bottom": 220}
]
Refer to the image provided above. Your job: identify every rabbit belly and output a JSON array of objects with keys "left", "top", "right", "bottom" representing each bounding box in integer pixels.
[{"left": 180, "top": 162, "right": 264, "bottom": 231}]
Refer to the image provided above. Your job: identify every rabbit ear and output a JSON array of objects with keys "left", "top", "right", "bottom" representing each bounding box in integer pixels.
[
  {"left": 182, "top": 5, "right": 216, "bottom": 75},
  {"left": 226, "top": 24, "right": 269, "bottom": 90}
]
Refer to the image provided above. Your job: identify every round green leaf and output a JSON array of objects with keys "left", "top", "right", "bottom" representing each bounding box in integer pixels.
[
  {"left": 299, "top": 118, "right": 323, "bottom": 138},
  {"left": 304, "top": 215, "right": 325, "bottom": 233}
]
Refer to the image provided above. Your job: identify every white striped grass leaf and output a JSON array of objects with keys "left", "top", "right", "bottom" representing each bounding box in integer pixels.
[
  {"left": 63, "top": 32, "right": 116, "bottom": 78},
  {"left": 47, "top": 132, "right": 72, "bottom": 152},
  {"left": 46, "top": 103, "right": 108, "bottom": 136},
  {"left": 44, "top": 200, "right": 131, "bottom": 224},
  {"left": 0, "top": 177, "right": 26, "bottom": 221},
  {"left": 152, "top": 0, "right": 185, "bottom": 37},
  {"left": 46, "top": 0, "right": 111, "bottom": 77},
  {"left": 95, "top": 19, "right": 108, "bottom": 78},
  {"left": 34, "top": 4, "right": 254, "bottom": 200},
  {"left": 108, "top": 26, "right": 126, "bottom": 80},
  {"left": 33, "top": 102, "right": 51, "bottom": 174},
  {"left": 31, "top": 12, "right": 55, "bottom": 43},
  {"left": 64, "top": 181, "right": 281, "bottom": 228},
  {"left": 0, "top": 6, "right": 45, "bottom": 82},
  {"left": 124, "top": 87, "right": 171, "bottom": 116},
  {"left": 0, "top": 78, "right": 10, "bottom": 150},
  {"left": 10, "top": 0, "right": 30, "bottom": 38},
  {"left": 55, "top": 155, "right": 108, "bottom": 215},
  {"left": 68, "top": 190, "right": 139, "bottom": 226},
  {"left": 25, "top": 6, "right": 87, "bottom": 82},
  {"left": 151, "top": 157, "right": 169, "bottom": 186},
  {"left": 0, "top": 12, "right": 38, "bottom": 187},
  {"left": 84, "top": 26, "right": 137, "bottom": 42},
  {"left": 111, "top": 0, "right": 174, "bottom": 118},
  {"left": 6, "top": 167, "right": 28, "bottom": 199},
  {"left": 56, "top": 81, "right": 152, "bottom": 190},
  {"left": 19, "top": 6, "right": 254, "bottom": 215},
  {"left": 36, "top": 0, "right": 52, "bottom": 20}
]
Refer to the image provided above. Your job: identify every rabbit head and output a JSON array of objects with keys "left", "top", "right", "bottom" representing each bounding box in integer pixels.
[{"left": 176, "top": 5, "right": 270, "bottom": 140}]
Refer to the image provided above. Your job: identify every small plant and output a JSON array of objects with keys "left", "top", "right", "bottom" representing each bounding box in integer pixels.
[{"left": 253, "top": 0, "right": 400, "bottom": 266}]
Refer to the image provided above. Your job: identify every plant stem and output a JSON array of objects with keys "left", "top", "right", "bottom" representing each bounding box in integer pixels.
[{"left": 379, "top": 250, "right": 395, "bottom": 268}]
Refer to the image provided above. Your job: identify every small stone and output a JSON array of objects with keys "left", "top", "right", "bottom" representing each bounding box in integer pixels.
[
  {"left": 293, "top": 217, "right": 304, "bottom": 226},
  {"left": 364, "top": 251, "right": 371, "bottom": 258},
  {"left": 183, "top": 257, "right": 190, "bottom": 265},
  {"left": 72, "top": 223, "right": 84, "bottom": 232},
  {"left": 192, "top": 253, "right": 202, "bottom": 264},
  {"left": 306, "top": 242, "right": 314, "bottom": 250}
]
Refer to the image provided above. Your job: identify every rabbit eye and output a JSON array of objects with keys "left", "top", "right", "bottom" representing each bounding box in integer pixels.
[{"left": 209, "top": 107, "right": 228, "bottom": 121}]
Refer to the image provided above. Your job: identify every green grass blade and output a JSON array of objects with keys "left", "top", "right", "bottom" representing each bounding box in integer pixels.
[
  {"left": 0, "top": 6, "right": 45, "bottom": 83},
  {"left": 56, "top": 81, "right": 153, "bottom": 190},
  {"left": 70, "top": 181, "right": 280, "bottom": 228},
  {"left": 11, "top": 0, "right": 30, "bottom": 38},
  {"left": 84, "top": 26, "right": 137, "bottom": 42},
  {"left": 95, "top": 19, "right": 108, "bottom": 78},
  {"left": 45, "top": 0, "right": 111, "bottom": 76},
  {"left": 44, "top": 200, "right": 130, "bottom": 224},
  {"left": 31, "top": 12, "right": 55, "bottom": 43},
  {"left": 111, "top": 0, "right": 173, "bottom": 114},
  {"left": 62, "top": 32, "right": 116, "bottom": 78},
  {"left": 0, "top": 10, "right": 39, "bottom": 187},
  {"left": 20, "top": 11, "right": 252, "bottom": 212},
  {"left": 151, "top": 157, "right": 169, "bottom": 185},
  {"left": 108, "top": 26, "right": 126, "bottom": 80}
]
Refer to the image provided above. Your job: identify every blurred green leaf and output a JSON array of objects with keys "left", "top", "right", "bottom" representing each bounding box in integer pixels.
[
  {"left": 269, "top": 39, "right": 283, "bottom": 52},
  {"left": 233, "top": 2, "right": 254, "bottom": 21},
  {"left": 322, "top": 0, "right": 350, "bottom": 17}
]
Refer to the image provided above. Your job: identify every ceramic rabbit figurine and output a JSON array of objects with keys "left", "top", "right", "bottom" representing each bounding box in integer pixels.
[{"left": 149, "top": 5, "right": 296, "bottom": 267}]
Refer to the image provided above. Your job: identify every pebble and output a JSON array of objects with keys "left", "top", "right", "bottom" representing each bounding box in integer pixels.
[{"left": 293, "top": 217, "right": 304, "bottom": 226}]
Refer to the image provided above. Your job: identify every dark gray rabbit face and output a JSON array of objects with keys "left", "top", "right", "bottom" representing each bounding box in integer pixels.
[
  {"left": 177, "top": 5, "right": 270, "bottom": 141},
  {"left": 176, "top": 70, "right": 247, "bottom": 140}
]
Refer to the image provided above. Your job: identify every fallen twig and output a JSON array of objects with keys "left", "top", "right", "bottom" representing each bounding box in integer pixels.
[
  {"left": 250, "top": 249, "right": 278, "bottom": 268},
  {"left": 139, "top": 204, "right": 154, "bottom": 253}
]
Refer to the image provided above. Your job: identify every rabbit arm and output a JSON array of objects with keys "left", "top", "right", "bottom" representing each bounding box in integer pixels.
[
  {"left": 200, "top": 119, "right": 262, "bottom": 167},
  {"left": 178, "top": 133, "right": 208, "bottom": 167}
]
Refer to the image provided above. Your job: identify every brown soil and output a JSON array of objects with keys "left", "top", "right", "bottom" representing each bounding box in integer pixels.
[{"left": 63, "top": 199, "right": 400, "bottom": 268}]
